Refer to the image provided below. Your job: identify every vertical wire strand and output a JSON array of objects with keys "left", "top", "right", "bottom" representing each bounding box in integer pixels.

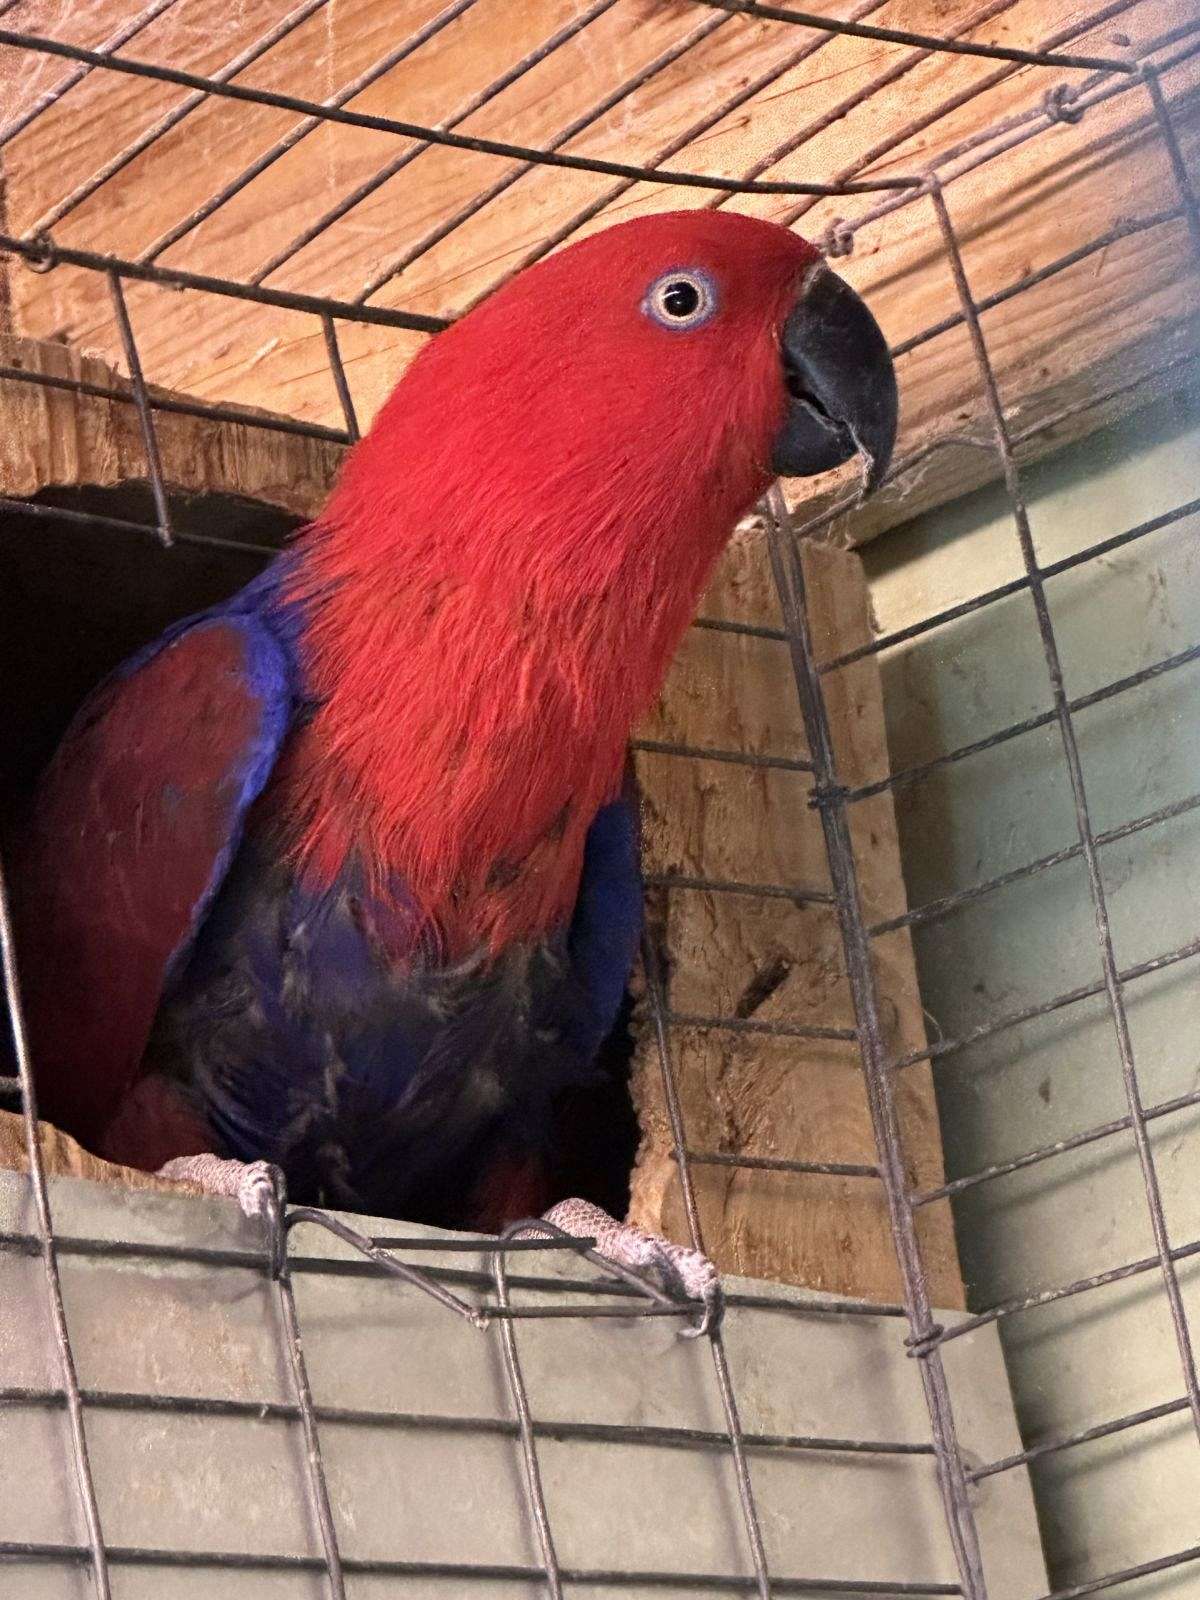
[
  {"left": 928, "top": 178, "right": 1200, "bottom": 1446},
  {"left": 271, "top": 1234, "right": 348, "bottom": 1599},
  {"left": 641, "top": 935, "right": 774, "bottom": 1600},
  {"left": 320, "top": 314, "right": 360, "bottom": 443},
  {"left": 1142, "top": 65, "right": 1200, "bottom": 259},
  {"left": 762, "top": 489, "right": 988, "bottom": 1600},
  {"left": 107, "top": 269, "right": 173, "bottom": 547},
  {"left": 492, "top": 1243, "right": 564, "bottom": 1599},
  {"left": 0, "top": 860, "right": 112, "bottom": 1599}
]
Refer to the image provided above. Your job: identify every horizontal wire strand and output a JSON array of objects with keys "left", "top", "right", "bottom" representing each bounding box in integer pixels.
[
  {"left": 692, "top": 0, "right": 1133, "bottom": 72},
  {"left": 0, "top": 1541, "right": 963, "bottom": 1594},
  {"left": 0, "top": 29, "right": 922, "bottom": 198}
]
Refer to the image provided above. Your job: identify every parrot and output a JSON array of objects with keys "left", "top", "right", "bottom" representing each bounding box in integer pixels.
[{"left": 6, "top": 209, "right": 896, "bottom": 1324}]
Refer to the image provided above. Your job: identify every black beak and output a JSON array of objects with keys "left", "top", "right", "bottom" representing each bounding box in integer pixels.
[{"left": 771, "top": 264, "right": 898, "bottom": 493}]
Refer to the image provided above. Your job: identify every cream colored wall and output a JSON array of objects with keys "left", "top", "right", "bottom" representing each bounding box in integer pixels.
[{"left": 861, "top": 379, "right": 1200, "bottom": 1595}]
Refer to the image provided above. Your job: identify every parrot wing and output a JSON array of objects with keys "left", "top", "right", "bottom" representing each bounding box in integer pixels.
[{"left": 12, "top": 613, "right": 294, "bottom": 1140}]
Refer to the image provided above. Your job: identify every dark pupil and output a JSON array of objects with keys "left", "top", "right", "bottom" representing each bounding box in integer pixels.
[{"left": 662, "top": 279, "right": 700, "bottom": 318}]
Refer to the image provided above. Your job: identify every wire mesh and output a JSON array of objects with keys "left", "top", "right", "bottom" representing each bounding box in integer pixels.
[{"left": 0, "top": 5, "right": 1196, "bottom": 1599}]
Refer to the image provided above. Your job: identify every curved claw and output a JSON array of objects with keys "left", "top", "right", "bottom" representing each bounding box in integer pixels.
[
  {"left": 248, "top": 1163, "right": 288, "bottom": 1280},
  {"left": 156, "top": 1153, "right": 288, "bottom": 1277},
  {"left": 680, "top": 1278, "right": 725, "bottom": 1340},
  {"left": 537, "top": 1197, "right": 723, "bottom": 1339}
]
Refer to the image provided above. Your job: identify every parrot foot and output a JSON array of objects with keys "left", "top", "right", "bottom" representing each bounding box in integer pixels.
[
  {"left": 539, "top": 1197, "right": 723, "bottom": 1338},
  {"left": 157, "top": 1154, "right": 286, "bottom": 1238}
]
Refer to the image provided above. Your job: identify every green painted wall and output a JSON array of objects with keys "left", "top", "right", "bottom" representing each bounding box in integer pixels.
[{"left": 861, "top": 382, "right": 1200, "bottom": 1596}]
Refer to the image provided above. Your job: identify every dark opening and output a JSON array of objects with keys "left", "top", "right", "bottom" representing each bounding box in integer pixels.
[{"left": 0, "top": 482, "right": 288, "bottom": 829}]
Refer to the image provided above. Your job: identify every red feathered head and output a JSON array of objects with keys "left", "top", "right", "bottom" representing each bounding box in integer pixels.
[
  {"left": 326, "top": 210, "right": 896, "bottom": 590},
  {"left": 295, "top": 211, "right": 897, "bottom": 952}
]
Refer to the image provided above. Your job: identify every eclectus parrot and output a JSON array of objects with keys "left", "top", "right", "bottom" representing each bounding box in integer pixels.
[{"left": 9, "top": 211, "right": 896, "bottom": 1321}]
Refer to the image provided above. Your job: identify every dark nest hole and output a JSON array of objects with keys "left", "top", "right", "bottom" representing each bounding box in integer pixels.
[{"left": 0, "top": 481, "right": 639, "bottom": 1220}]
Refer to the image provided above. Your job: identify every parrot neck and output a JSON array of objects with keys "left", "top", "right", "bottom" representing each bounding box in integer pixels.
[{"left": 279, "top": 482, "right": 749, "bottom": 957}]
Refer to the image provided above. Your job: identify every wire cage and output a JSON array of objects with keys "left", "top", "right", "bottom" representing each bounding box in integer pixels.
[{"left": 0, "top": 2, "right": 1198, "bottom": 1597}]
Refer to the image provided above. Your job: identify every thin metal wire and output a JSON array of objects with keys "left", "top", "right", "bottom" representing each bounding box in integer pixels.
[
  {"left": 791, "top": 197, "right": 1200, "bottom": 552},
  {"left": 0, "top": 356, "right": 352, "bottom": 446},
  {"left": 705, "top": 0, "right": 1023, "bottom": 215},
  {"left": 917, "top": 1236, "right": 1200, "bottom": 1355},
  {"left": 477, "top": 0, "right": 1142, "bottom": 311},
  {"left": 0, "top": 30, "right": 921, "bottom": 199},
  {"left": 791, "top": 336, "right": 1200, "bottom": 553},
  {"left": 681, "top": 1151, "right": 879, "bottom": 1178},
  {"left": 0, "top": 861, "right": 112, "bottom": 1599},
  {"left": 0, "top": 1220, "right": 903, "bottom": 1317},
  {"left": 0, "top": 494, "right": 278, "bottom": 561},
  {"left": 492, "top": 1233, "right": 564, "bottom": 1599},
  {"left": 762, "top": 490, "right": 988, "bottom": 1600},
  {"left": 871, "top": 788, "right": 1200, "bottom": 940},
  {"left": 352, "top": 9, "right": 731, "bottom": 304},
  {"left": 283, "top": 1207, "right": 488, "bottom": 1323},
  {"left": 0, "top": 1382, "right": 937, "bottom": 1457},
  {"left": 455, "top": 0, "right": 890, "bottom": 310},
  {"left": 913, "top": 1087, "right": 1200, "bottom": 1209},
  {"left": 780, "top": 0, "right": 1142, "bottom": 232},
  {"left": 782, "top": 21, "right": 1199, "bottom": 253},
  {"left": 644, "top": 872, "right": 834, "bottom": 906},
  {"left": 320, "top": 315, "right": 360, "bottom": 443},
  {"left": 969, "top": 1393, "right": 1195, "bottom": 1484},
  {"left": 269, "top": 1247, "right": 348, "bottom": 1599},
  {"left": 890, "top": 206, "right": 1184, "bottom": 362},
  {"left": 138, "top": 0, "right": 483, "bottom": 265},
  {"left": 692, "top": 0, "right": 1135, "bottom": 72},
  {"left": 632, "top": 738, "right": 813, "bottom": 774},
  {"left": 1032, "top": 1544, "right": 1200, "bottom": 1600},
  {"left": 17, "top": 0, "right": 334, "bottom": 242},
  {"left": 642, "top": 935, "right": 775, "bottom": 1600},
  {"left": 840, "top": 639, "right": 1200, "bottom": 806},
  {"left": 820, "top": 491, "right": 1200, "bottom": 674},
  {"left": 1143, "top": 64, "right": 1200, "bottom": 259},
  {"left": 250, "top": 0, "right": 620, "bottom": 285},
  {"left": 930, "top": 178, "right": 1200, "bottom": 1447},
  {"left": 107, "top": 269, "right": 173, "bottom": 546},
  {"left": 0, "top": 0, "right": 185, "bottom": 150},
  {"left": 0, "top": 228, "right": 448, "bottom": 332},
  {"left": 669, "top": 1011, "right": 856, "bottom": 1043},
  {"left": 894, "top": 933, "right": 1200, "bottom": 1073},
  {"left": 0, "top": 1541, "right": 964, "bottom": 1595}
]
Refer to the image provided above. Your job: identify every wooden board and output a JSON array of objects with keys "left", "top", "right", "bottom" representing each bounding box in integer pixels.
[
  {"left": 0, "top": 0, "right": 1197, "bottom": 548},
  {"left": 0, "top": 332, "right": 343, "bottom": 514},
  {"left": 0, "top": 1106, "right": 198, "bottom": 1195},
  {"left": 629, "top": 529, "right": 965, "bottom": 1308}
]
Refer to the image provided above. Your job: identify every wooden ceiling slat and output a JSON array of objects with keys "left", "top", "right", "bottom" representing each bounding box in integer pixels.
[{"left": 0, "top": 0, "right": 1195, "bottom": 541}]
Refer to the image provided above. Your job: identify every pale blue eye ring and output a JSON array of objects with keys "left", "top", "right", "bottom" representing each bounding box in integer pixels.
[{"left": 643, "top": 269, "right": 718, "bottom": 330}]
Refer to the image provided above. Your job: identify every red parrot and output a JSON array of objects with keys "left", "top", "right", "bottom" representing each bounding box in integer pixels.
[{"left": 8, "top": 210, "right": 896, "bottom": 1319}]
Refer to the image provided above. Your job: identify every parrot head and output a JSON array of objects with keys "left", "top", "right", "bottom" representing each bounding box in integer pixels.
[
  {"left": 327, "top": 208, "right": 896, "bottom": 555},
  {"left": 292, "top": 211, "right": 897, "bottom": 951}
]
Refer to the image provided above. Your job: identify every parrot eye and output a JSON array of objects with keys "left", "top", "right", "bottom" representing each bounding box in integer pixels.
[{"left": 644, "top": 269, "right": 718, "bottom": 330}]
